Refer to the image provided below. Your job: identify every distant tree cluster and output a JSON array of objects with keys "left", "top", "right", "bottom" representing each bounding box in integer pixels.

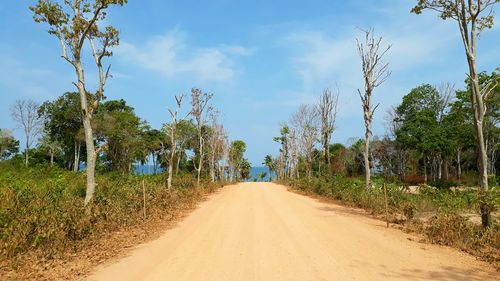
[{"left": 3, "top": 88, "right": 250, "bottom": 189}]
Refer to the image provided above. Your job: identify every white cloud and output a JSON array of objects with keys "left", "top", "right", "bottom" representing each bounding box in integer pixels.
[{"left": 116, "top": 29, "right": 251, "bottom": 82}]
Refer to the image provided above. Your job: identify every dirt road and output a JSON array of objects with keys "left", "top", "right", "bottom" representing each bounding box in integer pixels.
[{"left": 88, "top": 182, "right": 498, "bottom": 281}]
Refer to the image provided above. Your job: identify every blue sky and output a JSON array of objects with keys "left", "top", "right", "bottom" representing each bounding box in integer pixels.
[{"left": 1, "top": 1, "right": 499, "bottom": 165}]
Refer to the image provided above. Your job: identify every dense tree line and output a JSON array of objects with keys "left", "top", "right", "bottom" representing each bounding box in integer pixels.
[
  {"left": 269, "top": 71, "right": 499, "bottom": 181},
  {"left": 3, "top": 88, "right": 250, "bottom": 186}
]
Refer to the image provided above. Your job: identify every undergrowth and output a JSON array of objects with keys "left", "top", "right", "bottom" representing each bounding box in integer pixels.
[{"left": 0, "top": 162, "right": 221, "bottom": 260}]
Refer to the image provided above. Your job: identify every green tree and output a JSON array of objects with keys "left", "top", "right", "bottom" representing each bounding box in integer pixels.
[
  {"left": 0, "top": 129, "right": 19, "bottom": 160},
  {"left": 174, "top": 120, "right": 198, "bottom": 174},
  {"left": 395, "top": 84, "right": 450, "bottom": 182},
  {"left": 31, "top": 0, "right": 128, "bottom": 205},
  {"left": 240, "top": 158, "right": 252, "bottom": 181},
  {"left": 229, "top": 140, "right": 247, "bottom": 181},
  {"left": 39, "top": 92, "right": 84, "bottom": 171},
  {"left": 412, "top": 0, "right": 498, "bottom": 227},
  {"left": 263, "top": 154, "right": 276, "bottom": 181},
  {"left": 94, "top": 99, "right": 143, "bottom": 174}
]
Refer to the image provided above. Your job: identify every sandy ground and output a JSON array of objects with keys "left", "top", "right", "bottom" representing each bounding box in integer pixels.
[{"left": 88, "top": 182, "right": 498, "bottom": 281}]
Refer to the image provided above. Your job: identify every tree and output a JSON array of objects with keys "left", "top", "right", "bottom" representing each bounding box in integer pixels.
[
  {"left": 10, "top": 99, "right": 43, "bottom": 167},
  {"left": 263, "top": 154, "right": 276, "bottom": 181},
  {"left": 137, "top": 128, "right": 162, "bottom": 174},
  {"left": 291, "top": 104, "right": 319, "bottom": 179},
  {"left": 95, "top": 99, "right": 143, "bottom": 174},
  {"left": 395, "top": 84, "right": 450, "bottom": 183},
  {"left": 356, "top": 29, "right": 391, "bottom": 189},
  {"left": 39, "top": 129, "right": 62, "bottom": 166},
  {"left": 0, "top": 129, "right": 19, "bottom": 160},
  {"left": 412, "top": 0, "right": 498, "bottom": 227},
  {"left": 31, "top": 0, "right": 127, "bottom": 205},
  {"left": 273, "top": 125, "right": 290, "bottom": 180},
  {"left": 207, "top": 112, "right": 226, "bottom": 183},
  {"left": 190, "top": 88, "right": 213, "bottom": 186},
  {"left": 318, "top": 88, "right": 339, "bottom": 166},
  {"left": 174, "top": 120, "right": 197, "bottom": 174},
  {"left": 166, "top": 94, "right": 191, "bottom": 189},
  {"left": 229, "top": 140, "right": 247, "bottom": 181},
  {"left": 39, "top": 92, "right": 84, "bottom": 171},
  {"left": 240, "top": 158, "right": 252, "bottom": 181}
]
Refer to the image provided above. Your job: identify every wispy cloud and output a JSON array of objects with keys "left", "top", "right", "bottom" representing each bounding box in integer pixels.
[
  {"left": 116, "top": 29, "right": 252, "bottom": 82},
  {"left": 0, "top": 55, "right": 69, "bottom": 99}
]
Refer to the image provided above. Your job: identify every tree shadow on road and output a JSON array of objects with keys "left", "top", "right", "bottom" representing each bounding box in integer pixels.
[{"left": 381, "top": 265, "right": 496, "bottom": 281}]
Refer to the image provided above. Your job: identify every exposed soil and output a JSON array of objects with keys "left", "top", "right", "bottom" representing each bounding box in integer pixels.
[{"left": 88, "top": 182, "right": 498, "bottom": 281}]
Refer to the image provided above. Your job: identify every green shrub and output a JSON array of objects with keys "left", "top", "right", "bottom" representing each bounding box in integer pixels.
[
  {"left": 428, "top": 179, "right": 458, "bottom": 190},
  {"left": 0, "top": 162, "right": 220, "bottom": 258}
]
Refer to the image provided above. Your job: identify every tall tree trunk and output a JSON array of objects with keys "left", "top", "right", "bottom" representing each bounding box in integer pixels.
[
  {"left": 75, "top": 63, "right": 97, "bottom": 206},
  {"left": 438, "top": 154, "right": 443, "bottom": 180},
  {"left": 167, "top": 131, "right": 175, "bottom": 190},
  {"left": 210, "top": 152, "right": 216, "bottom": 182},
  {"left": 423, "top": 155, "right": 427, "bottom": 184},
  {"left": 457, "top": 148, "right": 462, "bottom": 181},
  {"left": 196, "top": 136, "right": 203, "bottom": 186},
  {"left": 73, "top": 141, "right": 80, "bottom": 172},
  {"left": 176, "top": 152, "right": 182, "bottom": 175},
  {"left": 25, "top": 138, "right": 29, "bottom": 168},
  {"left": 467, "top": 57, "right": 491, "bottom": 227},
  {"left": 364, "top": 128, "right": 371, "bottom": 189},
  {"left": 443, "top": 154, "right": 449, "bottom": 180}
]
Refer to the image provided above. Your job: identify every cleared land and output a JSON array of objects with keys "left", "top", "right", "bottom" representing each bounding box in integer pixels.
[{"left": 89, "top": 182, "right": 498, "bottom": 281}]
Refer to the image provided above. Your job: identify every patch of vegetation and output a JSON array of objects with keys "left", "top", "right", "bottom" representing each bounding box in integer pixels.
[{"left": 0, "top": 162, "right": 221, "bottom": 259}]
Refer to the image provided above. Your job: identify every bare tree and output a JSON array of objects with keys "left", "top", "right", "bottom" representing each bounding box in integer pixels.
[
  {"left": 412, "top": 0, "right": 498, "bottom": 227},
  {"left": 166, "top": 94, "right": 191, "bottom": 190},
  {"left": 191, "top": 88, "right": 213, "bottom": 186},
  {"left": 288, "top": 128, "right": 300, "bottom": 179},
  {"left": 385, "top": 106, "right": 407, "bottom": 180},
  {"left": 39, "top": 129, "right": 62, "bottom": 166},
  {"left": 31, "top": 0, "right": 126, "bottom": 205},
  {"left": 10, "top": 99, "right": 43, "bottom": 167},
  {"left": 220, "top": 136, "right": 231, "bottom": 182},
  {"left": 356, "top": 29, "right": 391, "bottom": 189},
  {"left": 291, "top": 104, "right": 320, "bottom": 179},
  {"left": 208, "top": 112, "right": 226, "bottom": 182},
  {"left": 318, "top": 87, "right": 339, "bottom": 167}
]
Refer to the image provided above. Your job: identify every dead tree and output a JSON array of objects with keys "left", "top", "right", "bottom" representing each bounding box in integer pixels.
[
  {"left": 191, "top": 88, "right": 213, "bottom": 186},
  {"left": 318, "top": 87, "right": 339, "bottom": 167},
  {"left": 292, "top": 104, "right": 320, "bottom": 179},
  {"left": 31, "top": 0, "right": 126, "bottom": 205},
  {"left": 208, "top": 111, "right": 225, "bottom": 182},
  {"left": 412, "top": 0, "right": 498, "bottom": 227},
  {"left": 356, "top": 29, "right": 391, "bottom": 189},
  {"left": 10, "top": 99, "right": 43, "bottom": 167},
  {"left": 166, "top": 94, "right": 191, "bottom": 190}
]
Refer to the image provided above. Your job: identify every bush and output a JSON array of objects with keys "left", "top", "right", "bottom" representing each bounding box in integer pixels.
[
  {"left": 0, "top": 162, "right": 220, "bottom": 259},
  {"left": 428, "top": 179, "right": 458, "bottom": 190}
]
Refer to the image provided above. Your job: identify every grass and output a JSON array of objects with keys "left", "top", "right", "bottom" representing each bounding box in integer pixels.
[
  {"left": 283, "top": 175, "right": 500, "bottom": 267},
  {"left": 0, "top": 162, "right": 222, "bottom": 260}
]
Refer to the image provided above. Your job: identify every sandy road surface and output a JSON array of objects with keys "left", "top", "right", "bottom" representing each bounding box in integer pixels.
[{"left": 89, "top": 182, "right": 498, "bottom": 281}]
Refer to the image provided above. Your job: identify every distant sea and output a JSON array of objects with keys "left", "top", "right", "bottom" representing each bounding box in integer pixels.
[
  {"left": 248, "top": 166, "right": 275, "bottom": 182},
  {"left": 133, "top": 165, "right": 275, "bottom": 182}
]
